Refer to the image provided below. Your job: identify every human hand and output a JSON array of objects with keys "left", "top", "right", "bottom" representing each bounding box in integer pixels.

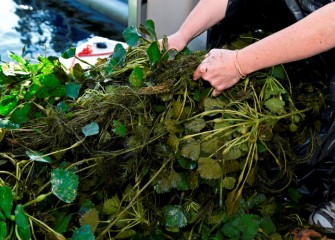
[
  {"left": 193, "top": 49, "right": 241, "bottom": 97},
  {"left": 160, "top": 31, "right": 189, "bottom": 52}
]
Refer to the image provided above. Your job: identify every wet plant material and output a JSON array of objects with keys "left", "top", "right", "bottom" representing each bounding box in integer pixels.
[{"left": 0, "top": 20, "right": 331, "bottom": 239}]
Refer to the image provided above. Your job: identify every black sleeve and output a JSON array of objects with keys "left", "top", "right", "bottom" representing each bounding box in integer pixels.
[{"left": 285, "top": 0, "right": 333, "bottom": 20}]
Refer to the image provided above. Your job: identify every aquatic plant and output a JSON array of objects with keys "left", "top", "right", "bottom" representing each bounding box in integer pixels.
[{"left": 0, "top": 19, "right": 329, "bottom": 239}]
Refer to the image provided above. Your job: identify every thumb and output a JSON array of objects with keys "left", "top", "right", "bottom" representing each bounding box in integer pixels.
[
  {"left": 193, "top": 67, "right": 202, "bottom": 81},
  {"left": 212, "top": 88, "right": 222, "bottom": 97}
]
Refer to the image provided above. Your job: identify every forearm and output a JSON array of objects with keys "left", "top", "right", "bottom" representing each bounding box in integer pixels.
[
  {"left": 177, "top": 0, "right": 228, "bottom": 43},
  {"left": 239, "top": 2, "right": 335, "bottom": 75}
]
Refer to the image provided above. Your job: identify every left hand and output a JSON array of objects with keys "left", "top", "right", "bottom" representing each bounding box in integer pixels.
[{"left": 193, "top": 49, "right": 241, "bottom": 97}]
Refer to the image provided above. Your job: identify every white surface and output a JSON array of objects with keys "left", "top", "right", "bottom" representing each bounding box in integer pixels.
[{"left": 59, "top": 36, "right": 128, "bottom": 69}]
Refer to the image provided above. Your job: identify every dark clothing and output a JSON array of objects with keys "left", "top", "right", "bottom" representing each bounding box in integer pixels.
[{"left": 285, "top": 0, "right": 334, "bottom": 20}]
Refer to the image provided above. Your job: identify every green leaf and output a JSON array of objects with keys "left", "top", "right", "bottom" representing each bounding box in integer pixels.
[
  {"left": 140, "top": 19, "right": 157, "bottom": 42},
  {"left": 39, "top": 74, "right": 60, "bottom": 88},
  {"left": 71, "top": 224, "right": 95, "bottom": 240},
  {"left": 271, "top": 66, "right": 286, "bottom": 80},
  {"left": 10, "top": 103, "right": 31, "bottom": 124},
  {"left": 24, "top": 83, "right": 40, "bottom": 100},
  {"left": 0, "top": 221, "right": 6, "bottom": 239},
  {"left": 264, "top": 97, "right": 285, "bottom": 114},
  {"left": 147, "top": 41, "right": 161, "bottom": 66},
  {"left": 0, "top": 211, "right": 5, "bottom": 221},
  {"left": 54, "top": 212, "right": 72, "bottom": 234},
  {"left": 82, "top": 122, "right": 100, "bottom": 137},
  {"left": 61, "top": 47, "right": 76, "bottom": 59},
  {"left": 204, "top": 97, "right": 226, "bottom": 111},
  {"left": 184, "top": 118, "right": 206, "bottom": 134},
  {"left": 102, "top": 195, "right": 121, "bottom": 215},
  {"left": 50, "top": 85, "right": 66, "bottom": 97},
  {"left": 115, "top": 229, "right": 136, "bottom": 239},
  {"left": 222, "top": 214, "right": 260, "bottom": 240},
  {"left": 56, "top": 101, "right": 69, "bottom": 113},
  {"left": 66, "top": 83, "right": 81, "bottom": 99},
  {"left": 0, "top": 118, "right": 20, "bottom": 129},
  {"left": 122, "top": 26, "right": 140, "bottom": 46},
  {"left": 197, "top": 157, "right": 223, "bottom": 179},
  {"left": 0, "top": 186, "right": 13, "bottom": 219},
  {"left": 200, "top": 138, "right": 219, "bottom": 155},
  {"left": 162, "top": 205, "right": 187, "bottom": 228},
  {"left": 105, "top": 44, "right": 127, "bottom": 75},
  {"left": 8, "top": 52, "right": 27, "bottom": 66},
  {"left": 181, "top": 140, "right": 200, "bottom": 161},
  {"left": 259, "top": 217, "right": 276, "bottom": 235},
  {"left": 26, "top": 149, "right": 52, "bottom": 163},
  {"left": 0, "top": 95, "right": 18, "bottom": 116},
  {"left": 51, "top": 169, "right": 79, "bottom": 203},
  {"left": 112, "top": 120, "right": 126, "bottom": 137},
  {"left": 79, "top": 208, "right": 99, "bottom": 233},
  {"left": 222, "top": 176, "right": 236, "bottom": 190},
  {"left": 15, "top": 205, "right": 31, "bottom": 240},
  {"left": 129, "top": 66, "right": 144, "bottom": 87}
]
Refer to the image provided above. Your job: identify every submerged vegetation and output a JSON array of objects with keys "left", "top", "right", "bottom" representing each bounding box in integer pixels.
[{"left": 0, "top": 20, "right": 331, "bottom": 239}]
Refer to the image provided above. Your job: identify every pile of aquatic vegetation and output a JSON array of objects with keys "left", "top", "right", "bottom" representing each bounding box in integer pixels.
[{"left": 0, "top": 20, "right": 330, "bottom": 239}]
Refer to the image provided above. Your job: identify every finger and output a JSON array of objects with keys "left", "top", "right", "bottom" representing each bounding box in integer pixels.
[
  {"left": 193, "top": 63, "right": 208, "bottom": 80},
  {"left": 212, "top": 88, "right": 222, "bottom": 97}
]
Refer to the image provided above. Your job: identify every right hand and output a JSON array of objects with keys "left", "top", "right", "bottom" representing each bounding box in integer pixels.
[{"left": 160, "top": 31, "right": 189, "bottom": 52}]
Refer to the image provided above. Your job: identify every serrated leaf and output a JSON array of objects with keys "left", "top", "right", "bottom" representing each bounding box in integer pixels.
[
  {"left": 167, "top": 133, "right": 179, "bottom": 153},
  {"left": 61, "top": 47, "right": 76, "bottom": 59},
  {"left": 184, "top": 118, "right": 206, "bottom": 134},
  {"left": 26, "top": 149, "right": 52, "bottom": 163},
  {"left": 112, "top": 120, "right": 126, "bottom": 137},
  {"left": 15, "top": 205, "right": 31, "bottom": 240},
  {"left": 264, "top": 98, "right": 285, "bottom": 114},
  {"left": 115, "top": 229, "right": 136, "bottom": 239},
  {"left": 51, "top": 169, "right": 79, "bottom": 203},
  {"left": 0, "top": 186, "right": 13, "bottom": 219},
  {"left": 147, "top": 41, "right": 161, "bottom": 66},
  {"left": 66, "top": 83, "right": 81, "bottom": 99},
  {"left": 129, "top": 66, "right": 144, "bottom": 87},
  {"left": 162, "top": 205, "right": 187, "bottom": 228},
  {"left": 102, "top": 195, "right": 120, "bottom": 215},
  {"left": 223, "top": 146, "right": 243, "bottom": 160},
  {"left": 79, "top": 208, "right": 99, "bottom": 233},
  {"left": 122, "top": 26, "right": 140, "bottom": 46},
  {"left": 222, "top": 176, "right": 236, "bottom": 190},
  {"left": 82, "top": 122, "right": 99, "bottom": 137},
  {"left": 200, "top": 138, "right": 219, "bottom": 155},
  {"left": 197, "top": 157, "right": 222, "bottom": 179},
  {"left": 71, "top": 224, "right": 95, "bottom": 240},
  {"left": 180, "top": 140, "right": 200, "bottom": 161}
]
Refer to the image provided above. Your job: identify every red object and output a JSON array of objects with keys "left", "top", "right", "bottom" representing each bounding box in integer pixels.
[{"left": 77, "top": 44, "right": 113, "bottom": 57}]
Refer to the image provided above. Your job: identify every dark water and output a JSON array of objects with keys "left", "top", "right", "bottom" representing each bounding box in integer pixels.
[{"left": 0, "top": 0, "right": 126, "bottom": 62}]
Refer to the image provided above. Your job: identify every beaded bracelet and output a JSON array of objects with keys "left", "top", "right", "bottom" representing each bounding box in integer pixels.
[{"left": 234, "top": 50, "right": 247, "bottom": 79}]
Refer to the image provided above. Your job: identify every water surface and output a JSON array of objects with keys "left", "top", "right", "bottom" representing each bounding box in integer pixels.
[{"left": 0, "top": 0, "right": 126, "bottom": 62}]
